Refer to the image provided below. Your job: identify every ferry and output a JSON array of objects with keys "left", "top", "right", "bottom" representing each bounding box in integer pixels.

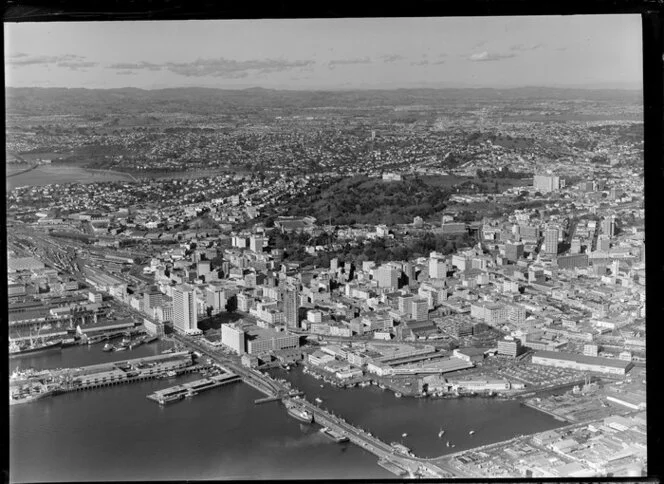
[
  {"left": 319, "top": 427, "right": 349, "bottom": 443},
  {"left": 284, "top": 401, "right": 313, "bottom": 424},
  {"left": 10, "top": 387, "right": 55, "bottom": 405}
]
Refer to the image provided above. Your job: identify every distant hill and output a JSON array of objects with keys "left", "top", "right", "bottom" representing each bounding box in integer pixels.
[{"left": 5, "top": 86, "right": 642, "bottom": 116}]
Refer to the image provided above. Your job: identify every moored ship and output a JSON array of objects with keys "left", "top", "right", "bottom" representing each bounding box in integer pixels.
[
  {"left": 319, "top": 427, "right": 349, "bottom": 443},
  {"left": 9, "top": 339, "right": 62, "bottom": 358},
  {"left": 284, "top": 400, "right": 313, "bottom": 424}
]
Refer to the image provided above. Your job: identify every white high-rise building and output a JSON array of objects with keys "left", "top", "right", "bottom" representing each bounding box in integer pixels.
[
  {"left": 375, "top": 264, "right": 399, "bottom": 289},
  {"left": 221, "top": 323, "right": 246, "bottom": 355},
  {"left": 172, "top": 284, "right": 200, "bottom": 335},
  {"left": 428, "top": 254, "right": 448, "bottom": 279}
]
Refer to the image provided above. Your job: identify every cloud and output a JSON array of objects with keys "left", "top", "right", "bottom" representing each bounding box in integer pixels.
[
  {"left": 328, "top": 57, "right": 372, "bottom": 68},
  {"left": 381, "top": 54, "right": 404, "bottom": 63},
  {"left": 105, "top": 57, "right": 316, "bottom": 78},
  {"left": 115, "top": 70, "right": 137, "bottom": 75},
  {"left": 410, "top": 60, "right": 429, "bottom": 66},
  {"left": 473, "top": 40, "right": 488, "bottom": 49},
  {"left": 509, "top": 43, "right": 543, "bottom": 52},
  {"left": 468, "top": 51, "right": 516, "bottom": 62},
  {"left": 108, "top": 61, "right": 163, "bottom": 71},
  {"left": 7, "top": 53, "right": 97, "bottom": 70}
]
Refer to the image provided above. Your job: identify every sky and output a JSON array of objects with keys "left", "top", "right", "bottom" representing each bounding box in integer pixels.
[{"left": 4, "top": 16, "right": 642, "bottom": 90}]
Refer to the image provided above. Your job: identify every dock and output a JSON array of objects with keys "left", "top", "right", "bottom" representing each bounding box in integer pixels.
[
  {"left": 147, "top": 372, "right": 241, "bottom": 405},
  {"left": 377, "top": 459, "right": 408, "bottom": 476}
]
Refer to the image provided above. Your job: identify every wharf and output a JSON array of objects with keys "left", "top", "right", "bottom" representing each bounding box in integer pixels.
[{"left": 146, "top": 372, "right": 241, "bottom": 404}]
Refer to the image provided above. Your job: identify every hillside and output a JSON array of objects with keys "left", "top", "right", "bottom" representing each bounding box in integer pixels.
[{"left": 5, "top": 86, "right": 643, "bottom": 116}]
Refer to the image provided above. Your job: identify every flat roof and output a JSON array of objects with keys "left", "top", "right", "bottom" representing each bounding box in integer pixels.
[{"left": 533, "top": 350, "right": 632, "bottom": 369}]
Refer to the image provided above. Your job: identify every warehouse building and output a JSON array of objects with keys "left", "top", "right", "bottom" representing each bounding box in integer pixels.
[{"left": 531, "top": 350, "right": 633, "bottom": 376}]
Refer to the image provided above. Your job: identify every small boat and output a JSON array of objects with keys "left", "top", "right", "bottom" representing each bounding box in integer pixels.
[
  {"left": 395, "top": 392, "right": 402, "bottom": 398},
  {"left": 102, "top": 343, "right": 114, "bottom": 352},
  {"left": 115, "top": 346, "right": 127, "bottom": 351},
  {"left": 446, "top": 441, "right": 451, "bottom": 447},
  {"left": 438, "top": 429, "right": 445, "bottom": 438},
  {"left": 166, "top": 370, "right": 177, "bottom": 377},
  {"left": 378, "top": 384, "right": 386, "bottom": 390},
  {"left": 469, "top": 430, "right": 475, "bottom": 435},
  {"left": 315, "top": 397, "right": 323, "bottom": 404},
  {"left": 402, "top": 433, "right": 408, "bottom": 438},
  {"left": 320, "top": 384, "right": 324, "bottom": 388}
]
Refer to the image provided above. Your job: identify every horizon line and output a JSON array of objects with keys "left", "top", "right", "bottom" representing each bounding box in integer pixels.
[{"left": 5, "top": 84, "right": 643, "bottom": 92}]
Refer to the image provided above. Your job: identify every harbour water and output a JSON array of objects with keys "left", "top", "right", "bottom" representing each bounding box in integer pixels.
[
  {"left": 9, "top": 344, "right": 565, "bottom": 481},
  {"left": 6, "top": 165, "right": 136, "bottom": 190}
]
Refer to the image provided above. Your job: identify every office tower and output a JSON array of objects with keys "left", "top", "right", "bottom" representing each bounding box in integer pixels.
[
  {"left": 601, "top": 216, "right": 615, "bottom": 237},
  {"left": 284, "top": 286, "right": 299, "bottom": 329},
  {"left": 398, "top": 295, "right": 414, "bottom": 316},
  {"left": 428, "top": 255, "right": 448, "bottom": 279},
  {"left": 533, "top": 175, "right": 562, "bottom": 193},
  {"left": 570, "top": 238, "right": 581, "bottom": 254},
  {"left": 249, "top": 235, "right": 265, "bottom": 253},
  {"left": 504, "top": 242, "right": 524, "bottom": 262},
  {"left": 410, "top": 298, "right": 429, "bottom": 322},
  {"left": 205, "top": 284, "right": 227, "bottom": 315},
  {"left": 172, "top": 284, "right": 198, "bottom": 334},
  {"left": 375, "top": 264, "right": 399, "bottom": 289},
  {"left": 221, "top": 323, "right": 245, "bottom": 355},
  {"left": 544, "top": 228, "right": 559, "bottom": 255},
  {"left": 143, "top": 287, "right": 163, "bottom": 313}
]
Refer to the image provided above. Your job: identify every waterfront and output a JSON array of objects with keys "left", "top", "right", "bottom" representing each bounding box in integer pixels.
[
  {"left": 9, "top": 344, "right": 392, "bottom": 482},
  {"left": 6, "top": 165, "right": 136, "bottom": 190},
  {"left": 10, "top": 341, "right": 567, "bottom": 481},
  {"left": 271, "top": 367, "right": 567, "bottom": 459}
]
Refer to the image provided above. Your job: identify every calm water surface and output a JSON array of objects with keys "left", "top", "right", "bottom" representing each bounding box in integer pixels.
[
  {"left": 7, "top": 165, "right": 135, "bottom": 190},
  {"left": 10, "top": 344, "right": 564, "bottom": 481}
]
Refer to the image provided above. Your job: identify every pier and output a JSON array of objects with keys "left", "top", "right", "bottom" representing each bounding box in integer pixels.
[{"left": 147, "top": 372, "right": 241, "bottom": 404}]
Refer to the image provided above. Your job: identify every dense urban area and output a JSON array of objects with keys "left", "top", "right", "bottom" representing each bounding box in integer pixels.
[{"left": 7, "top": 86, "right": 645, "bottom": 478}]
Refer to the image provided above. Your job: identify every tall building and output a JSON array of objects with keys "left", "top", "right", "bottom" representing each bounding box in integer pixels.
[
  {"left": 533, "top": 175, "right": 563, "bottom": 193},
  {"left": 601, "top": 216, "right": 616, "bottom": 237},
  {"left": 284, "top": 286, "right": 299, "bottom": 329},
  {"left": 398, "top": 295, "right": 414, "bottom": 315},
  {"left": 544, "top": 228, "right": 559, "bottom": 255},
  {"left": 375, "top": 265, "right": 399, "bottom": 289},
  {"left": 249, "top": 235, "right": 265, "bottom": 253},
  {"left": 497, "top": 337, "right": 522, "bottom": 357},
  {"left": 143, "top": 288, "right": 163, "bottom": 314},
  {"left": 428, "top": 254, "right": 448, "bottom": 279},
  {"left": 410, "top": 298, "right": 429, "bottom": 322},
  {"left": 504, "top": 242, "right": 524, "bottom": 262},
  {"left": 172, "top": 284, "right": 199, "bottom": 334},
  {"left": 598, "top": 235, "right": 610, "bottom": 252},
  {"left": 570, "top": 238, "right": 581, "bottom": 254},
  {"left": 205, "top": 284, "right": 227, "bottom": 315},
  {"left": 221, "top": 323, "right": 246, "bottom": 355}
]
